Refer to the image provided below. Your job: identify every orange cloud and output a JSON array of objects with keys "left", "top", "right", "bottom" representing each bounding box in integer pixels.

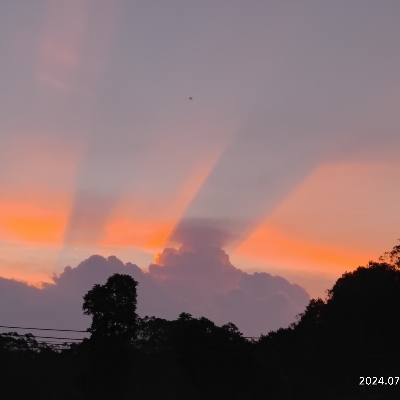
[
  {"left": 236, "top": 161, "right": 400, "bottom": 277},
  {"left": 102, "top": 150, "right": 223, "bottom": 250},
  {"left": 102, "top": 220, "right": 174, "bottom": 250},
  {"left": 0, "top": 259, "right": 54, "bottom": 287},
  {"left": 236, "top": 224, "right": 370, "bottom": 276},
  {"left": 0, "top": 132, "right": 84, "bottom": 245},
  {"left": 0, "top": 202, "right": 67, "bottom": 245}
]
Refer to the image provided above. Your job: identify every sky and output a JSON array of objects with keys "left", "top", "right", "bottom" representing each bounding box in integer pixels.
[{"left": 1, "top": 0, "right": 400, "bottom": 331}]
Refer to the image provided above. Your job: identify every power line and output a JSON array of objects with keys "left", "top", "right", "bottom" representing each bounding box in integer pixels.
[
  {"left": 32, "top": 335, "right": 83, "bottom": 341},
  {"left": 0, "top": 324, "right": 87, "bottom": 333},
  {"left": 0, "top": 324, "right": 259, "bottom": 339},
  {"left": 2, "top": 332, "right": 400, "bottom": 358}
]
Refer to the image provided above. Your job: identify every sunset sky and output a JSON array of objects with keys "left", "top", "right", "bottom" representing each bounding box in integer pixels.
[{"left": 1, "top": 0, "right": 400, "bottom": 300}]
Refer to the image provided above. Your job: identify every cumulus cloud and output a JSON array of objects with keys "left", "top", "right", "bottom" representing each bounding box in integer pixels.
[
  {"left": 0, "top": 228, "right": 309, "bottom": 337},
  {"left": 149, "top": 243, "right": 309, "bottom": 335},
  {"left": 167, "top": 218, "right": 245, "bottom": 250}
]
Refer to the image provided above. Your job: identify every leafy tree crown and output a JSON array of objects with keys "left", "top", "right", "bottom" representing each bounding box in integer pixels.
[{"left": 83, "top": 273, "right": 138, "bottom": 341}]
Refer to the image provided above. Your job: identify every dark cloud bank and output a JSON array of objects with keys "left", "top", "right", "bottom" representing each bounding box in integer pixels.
[{"left": 0, "top": 232, "right": 309, "bottom": 337}]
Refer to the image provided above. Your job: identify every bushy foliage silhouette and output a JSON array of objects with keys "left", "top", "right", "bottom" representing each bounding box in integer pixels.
[
  {"left": 83, "top": 273, "right": 138, "bottom": 342},
  {"left": 80, "top": 273, "right": 139, "bottom": 399},
  {"left": 171, "top": 312, "right": 254, "bottom": 397},
  {"left": 258, "top": 244, "right": 400, "bottom": 399},
  {"left": 0, "top": 332, "right": 83, "bottom": 399},
  {"left": 0, "top": 332, "right": 49, "bottom": 352}
]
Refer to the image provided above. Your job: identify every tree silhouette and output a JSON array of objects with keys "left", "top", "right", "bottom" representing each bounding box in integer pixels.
[
  {"left": 379, "top": 239, "right": 400, "bottom": 267},
  {"left": 5, "top": 243, "right": 400, "bottom": 399},
  {"left": 169, "top": 312, "right": 266, "bottom": 399},
  {"left": 258, "top": 245, "right": 400, "bottom": 399},
  {"left": 81, "top": 273, "right": 139, "bottom": 399},
  {"left": 83, "top": 273, "right": 138, "bottom": 343}
]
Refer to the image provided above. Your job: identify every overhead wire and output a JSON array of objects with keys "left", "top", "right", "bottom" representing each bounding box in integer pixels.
[
  {"left": 0, "top": 324, "right": 87, "bottom": 333},
  {"left": 0, "top": 323, "right": 259, "bottom": 339},
  {"left": 1, "top": 326, "right": 400, "bottom": 358}
]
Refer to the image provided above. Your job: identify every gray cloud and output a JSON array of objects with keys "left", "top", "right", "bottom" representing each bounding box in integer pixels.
[
  {"left": 0, "top": 237, "right": 309, "bottom": 337},
  {"left": 167, "top": 218, "right": 246, "bottom": 251},
  {"left": 149, "top": 241, "right": 309, "bottom": 335}
]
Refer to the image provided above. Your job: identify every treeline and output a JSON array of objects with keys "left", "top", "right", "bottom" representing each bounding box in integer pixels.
[{"left": 2, "top": 245, "right": 400, "bottom": 399}]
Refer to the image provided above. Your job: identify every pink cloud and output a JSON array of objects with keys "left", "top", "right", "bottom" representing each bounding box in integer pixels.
[{"left": 0, "top": 221, "right": 309, "bottom": 336}]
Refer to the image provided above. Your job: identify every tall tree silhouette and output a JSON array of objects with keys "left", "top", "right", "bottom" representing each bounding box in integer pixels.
[
  {"left": 83, "top": 273, "right": 138, "bottom": 342},
  {"left": 80, "top": 273, "right": 139, "bottom": 399}
]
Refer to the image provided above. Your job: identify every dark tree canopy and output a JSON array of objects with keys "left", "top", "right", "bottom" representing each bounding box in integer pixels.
[
  {"left": 295, "top": 260, "right": 400, "bottom": 340},
  {"left": 379, "top": 241, "right": 400, "bottom": 267},
  {"left": 256, "top": 246, "right": 400, "bottom": 399},
  {"left": 291, "top": 243, "right": 400, "bottom": 338},
  {"left": 4, "top": 243, "right": 400, "bottom": 399},
  {"left": 83, "top": 273, "right": 138, "bottom": 342}
]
